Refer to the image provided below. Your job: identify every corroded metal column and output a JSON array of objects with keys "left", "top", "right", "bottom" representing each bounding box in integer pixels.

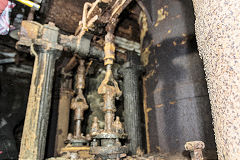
[
  {"left": 119, "top": 52, "right": 143, "bottom": 155},
  {"left": 192, "top": 0, "right": 240, "bottom": 159},
  {"left": 19, "top": 23, "right": 63, "bottom": 160}
]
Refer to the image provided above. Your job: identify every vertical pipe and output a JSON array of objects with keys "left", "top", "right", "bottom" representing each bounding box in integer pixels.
[
  {"left": 120, "top": 52, "right": 143, "bottom": 155},
  {"left": 192, "top": 0, "right": 240, "bottom": 159},
  {"left": 72, "top": 59, "right": 88, "bottom": 139},
  {"left": 19, "top": 51, "right": 60, "bottom": 160},
  {"left": 54, "top": 75, "right": 73, "bottom": 156},
  {"left": 74, "top": 108, "right": 82, "bottom": 137}
]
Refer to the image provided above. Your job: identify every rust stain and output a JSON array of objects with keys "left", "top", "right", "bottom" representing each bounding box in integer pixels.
[
  {"left": 20, "top": 20, "right": 41, "bottom": 39},
  {"left": 154, "top": 8, "right": 169, "bottom": 27},
  {"left": 146, "top": 108, "right": 152, "bottom": 112},
  {"left": 181, "top": 36, "right": 188, "bottom": 45},
  {"left": 182, "top": 33, "right": 187, "bottom": 37},
  {"left": 139, "top": 11, "right": 148, "bottom": 47},
  {"left": 181, "top": 40, "right": 187, "bottom": 45},
  {"left": 173, "top": 41, "right": 177, "bottom": 46},
  {"left": 156, "top": 146, "right": 162, "bottom": 152},
  {"left": 169, "top": 101, "right": 176, "bottom": 105},
  {"left": 145, "top": 69, "right": 156, "bottom": 80},
  {"left": 156, "top": 104, "right": 164, "bottom": 108},
  {"left": 141, "top": 40, "right": 153, "bottom": 66},
  {"left": 143, "top": 76, "right": 151, "bottom": 153},
  {"left": 19, "top": 55, "right": 45, "bottom": 159}
]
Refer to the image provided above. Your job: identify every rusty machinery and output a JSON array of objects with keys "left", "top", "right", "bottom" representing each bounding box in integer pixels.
[
  {"left": 89, "top": 22, "right": 128, "bottom": 159},
  {"left": 59, "top": 58, "right": 94, "bottom": 159},
  {"left": 14, "top": 0, "right": 209, "bottom": 159},
  {"left": 16, "top": 0, "right": 134, "bottom": 159}
]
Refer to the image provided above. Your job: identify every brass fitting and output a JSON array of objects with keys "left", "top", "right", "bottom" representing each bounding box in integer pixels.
[{"left": 104, "top": 42, "right": 115, "bottom": 65}]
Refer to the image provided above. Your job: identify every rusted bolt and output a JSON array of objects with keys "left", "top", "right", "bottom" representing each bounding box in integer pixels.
[{"left": 185, "top": 141, "right": 205, "bottom": 160}]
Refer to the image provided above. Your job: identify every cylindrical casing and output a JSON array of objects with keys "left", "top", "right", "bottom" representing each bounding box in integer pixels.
[
  {"left": 19, "top": 50, "right": 60, "bottom": 160},
  {"left": 192, "top": 0, "right": 240, "bottom": 159},
  {"left": 122, "top": 67, "right": 142, "bottom": 155}
]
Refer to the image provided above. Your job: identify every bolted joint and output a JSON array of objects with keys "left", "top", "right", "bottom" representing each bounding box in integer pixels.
[
  {"left": 104, "top": 42, "right": 115, "bottom": 65},
  {"left": 59, "top": 34, "right": 92, "bottom": 57},
  {"left": 16, "top": 21, "right": 63, "bottom": 57},
  {"left": 185, "top": 141, "right": 205, "bottom": 160},
  {"left": 41, "top": 22, "right": 59, "bottom": 43},
  {"left": 16, "top": 21, "right": 42, "bottom": 53},
  {"left": 33, "top": 39, "right": 63, "bottom": 55}
]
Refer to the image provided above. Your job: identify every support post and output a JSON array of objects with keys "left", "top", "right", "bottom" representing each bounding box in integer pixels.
[
  {"left": 119, "top": 52, "right": 143, "bottom": 155},
  {"left": 54, "top": 72, "right": 73, "bottom": 156},
  {"left": 19, "top": 22, "right": 63, "bottom": 160}
]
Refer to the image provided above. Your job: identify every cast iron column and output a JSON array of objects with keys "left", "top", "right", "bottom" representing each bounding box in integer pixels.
[
  {"left": 192, "top": 0, "right": 240, "bottom": 159},
  {"left": 19, "top": 22, "right": 63, "bottom": 160},
  {"left": 120, "top": 52, "right": 143, "bottom": 155}
]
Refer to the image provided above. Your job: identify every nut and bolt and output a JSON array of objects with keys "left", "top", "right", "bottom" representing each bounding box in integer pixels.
[{"left": 185, "top": 141, "right": 205, "bottom": 160}]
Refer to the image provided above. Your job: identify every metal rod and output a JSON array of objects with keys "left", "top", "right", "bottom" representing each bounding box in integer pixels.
[{"left": 54, "top": 73, "right": 73, "bottom": 156}]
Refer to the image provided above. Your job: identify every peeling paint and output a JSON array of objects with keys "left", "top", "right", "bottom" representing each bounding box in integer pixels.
[
  {"left": 146, "top": 108, "right": 152, "bottom": 112},
  {"left": 154, "top": 8, "right": 169, "bottom": 27},
  {"left": 156, "top": 146, "right": 162, "bottom": 152},
  {"left": 173, "top": 41, "right": 177, "bottom": 46},
  {"left": 182, "top": 33, "right": 187, "bottom": 37},
  {"left": 141, "top": 41, "right": 153, "bottom": 66},
  {"left": 156, "top": 104, "right": 164, "bottom": 108},
  {"left": 181, "top": 39, "right": 187, "bottom": 45},
  {"left": 145, "top": 69, "right": 156, "bottom": 80},
  {"left": 143, "top": 77, "right": 150, "bottom": 153},
  {"left": 139, "top": 11, "right": 148, "bottom": 47},
  {"left": 169, "top": 101, "right": 176, "bottom": 105}
]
